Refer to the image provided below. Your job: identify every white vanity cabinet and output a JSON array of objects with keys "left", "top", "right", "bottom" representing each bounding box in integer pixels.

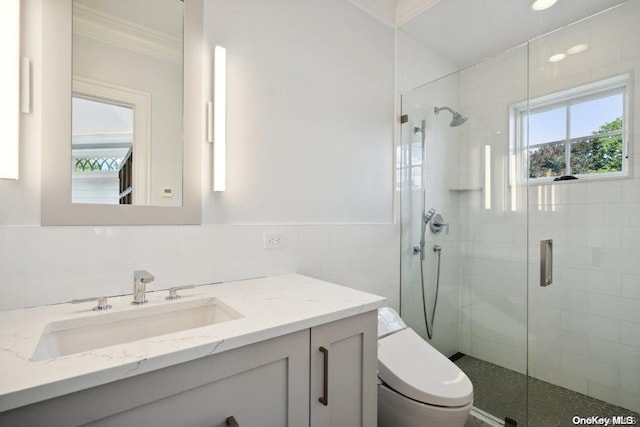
[{"left": 0, "top": 310, "right": 378, "bottom": 427}]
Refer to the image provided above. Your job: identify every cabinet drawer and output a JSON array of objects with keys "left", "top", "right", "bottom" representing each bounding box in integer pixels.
[
  {"left": 90, "top": 357, "right": 290, "bottom": 427},
  {"left": 0, "top": 330, "right": 310, "bottom": 427}
]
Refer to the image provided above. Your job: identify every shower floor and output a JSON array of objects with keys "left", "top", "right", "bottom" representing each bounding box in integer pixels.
[{"left": 454, "top": 355, "right": 639, "bottom": 426}]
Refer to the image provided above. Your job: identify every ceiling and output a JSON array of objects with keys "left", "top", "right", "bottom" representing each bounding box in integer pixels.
[{"left": 399, "top": 0, "right": 627, "bottom": 67}]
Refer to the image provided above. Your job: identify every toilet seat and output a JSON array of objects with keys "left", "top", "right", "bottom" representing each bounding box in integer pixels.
[{"left": 378, "top": 328, "right": 473, "bottom": 408}]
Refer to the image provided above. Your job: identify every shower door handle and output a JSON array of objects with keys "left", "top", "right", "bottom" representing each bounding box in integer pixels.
[{"left": 540, "top": 239, "right": 553, "bottom": 287}]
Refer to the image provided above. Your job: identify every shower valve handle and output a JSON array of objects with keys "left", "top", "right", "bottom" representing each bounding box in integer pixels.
[
  {"left": 429, "top": 214, "right": 449, "bottom": 235},
  {"left": 436, "top": 220, "right": 449, "bottom": 234}
]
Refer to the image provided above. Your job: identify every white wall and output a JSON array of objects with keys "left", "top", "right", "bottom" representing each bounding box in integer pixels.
[
  {"left": 202, "top": 0, "right": 395, "bottom": 224},
  {"left": 396, "top": 30, "right": 457, "bottom": 94},
  {"left": 0, "top": 0, "right": 399, "bottom": 311}
]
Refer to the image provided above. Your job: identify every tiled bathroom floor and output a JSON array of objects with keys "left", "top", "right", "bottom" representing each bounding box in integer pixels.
[{"left": 454, "top": 355, "right": 639, "bottom": 427}]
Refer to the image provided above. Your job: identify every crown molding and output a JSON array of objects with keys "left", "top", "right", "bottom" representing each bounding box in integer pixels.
[
  {"left": 346, "top": 0, "right": 396, "bottom": 28},
  {"left": 73, "top": 3, "right": 182, "bottom": 65},
  {"left": 395, "top": 0, "right": 441, "bottom": 27}
]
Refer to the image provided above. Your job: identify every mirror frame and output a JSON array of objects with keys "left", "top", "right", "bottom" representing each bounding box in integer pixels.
[{"left": 41, "top": 0, "right": 202, "bottom": 225}]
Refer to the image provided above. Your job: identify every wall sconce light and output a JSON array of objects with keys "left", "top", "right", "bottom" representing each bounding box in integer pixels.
[
  {"left": 0, "top": 0, "right": 21, "bottom": 180},
  {"left": 484, "top": 145, "right": 491, "bottom": 210},
  {"left": 212, "top": 45, "right": 227, "bottom": 192}
]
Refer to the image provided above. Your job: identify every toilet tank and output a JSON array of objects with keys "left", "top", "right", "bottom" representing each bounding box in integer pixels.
[{"left": 378, "top": 307, "right": 407, "bottom": 339}]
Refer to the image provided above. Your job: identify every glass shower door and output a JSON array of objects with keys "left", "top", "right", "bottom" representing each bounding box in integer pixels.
[
  {"left": 399, "top": 43, "right": 530, "bottom": 425},
  {"left": 526, "top": 2, "right": 640, "bottom": 424}
]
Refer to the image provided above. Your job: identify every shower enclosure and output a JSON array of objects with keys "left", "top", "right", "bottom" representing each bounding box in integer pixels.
[{"left": 399, "top": 2, "right": 640, "bottom": 425}]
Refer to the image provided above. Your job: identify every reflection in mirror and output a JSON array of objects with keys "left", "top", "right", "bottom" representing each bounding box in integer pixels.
[
  {"left": 72, "top": 95, "right": 134, "bottom": 204},
  {"left": 71, "top": 0, "right": 183, "bottom": 206}
]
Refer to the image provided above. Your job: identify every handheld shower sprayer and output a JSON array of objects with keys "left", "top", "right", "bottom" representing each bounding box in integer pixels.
[
  {"left": 419, "top": 208, "right": 437, "bottom": 261},
  {"left": 423, "top": 208, "right": 437, "bottom": 225},
  {"left": 418, "top": 207, "right": 444, "bottom": 339}
]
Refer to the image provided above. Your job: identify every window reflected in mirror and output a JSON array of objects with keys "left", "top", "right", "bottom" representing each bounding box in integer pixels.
[{"left": 72, "top": 95, "right": 134, "bottom": 205}]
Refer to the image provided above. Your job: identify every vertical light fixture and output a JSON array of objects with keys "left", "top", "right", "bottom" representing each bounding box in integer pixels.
[
  {"left": 509, "top": 154, "right": 517, "bottom": 212},
  {"left": 484, "top": 145, "right": 491, "bottom": 210},
  {"left": 213, "top": 46, "right": 227, "bottom": 192},
  {"left": 0, "top": 0, "right": 20, "bottom": 180}
]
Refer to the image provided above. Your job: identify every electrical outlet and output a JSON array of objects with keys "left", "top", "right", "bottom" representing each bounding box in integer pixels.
[{"left": 264, "top": 233, "right": 285, "bottom": 249}]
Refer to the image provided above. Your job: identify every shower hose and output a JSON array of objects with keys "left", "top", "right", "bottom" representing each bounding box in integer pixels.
[{"left": 420, "top": 244, "right": 442, "bottom": 339}]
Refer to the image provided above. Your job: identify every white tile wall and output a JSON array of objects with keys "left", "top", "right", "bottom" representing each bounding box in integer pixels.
[
  {"left": 0, "top": 224, "right": 400, "bottom": 312},
  {"left": 456, "top": 44, "right": 529, "bottom": 376},
  {"left": 525, "top": 2, "right": 640, "bottom": 412},
  {"left": 453, "top": 0, "right": 640, "bottom": 413},
  {"left": 398, "top": 72, "right": 462, "bottom": 358}
]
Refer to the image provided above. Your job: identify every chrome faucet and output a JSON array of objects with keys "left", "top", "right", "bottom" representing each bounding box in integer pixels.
[{"left": 132, "top": 270, "right": 155, "bottom": 305}]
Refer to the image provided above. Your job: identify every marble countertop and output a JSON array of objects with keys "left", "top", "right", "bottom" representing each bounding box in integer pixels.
[{"left": 0, "top": 274, "right": 385, "bottom": 412}]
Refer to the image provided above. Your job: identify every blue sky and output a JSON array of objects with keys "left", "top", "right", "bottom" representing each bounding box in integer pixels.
[{"left": 529, "top": 93, "right": 622, "bottom": 145}]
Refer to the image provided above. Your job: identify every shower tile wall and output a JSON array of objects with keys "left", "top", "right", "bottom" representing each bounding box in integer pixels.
[
  {"left": 0, "top": 224, "right": 400, "bottom": 312},
  {"left": 527, "top": 1, "right": 640, "bottom": 412},
  {"left": 400, "top": 74, "right": 462, "bottom": 357},
  {"left": 457, "top": 1, "right": 640, "bottom": 413},
  {"left": 456, "top": 46, "right": 529, "bottom": 375}
]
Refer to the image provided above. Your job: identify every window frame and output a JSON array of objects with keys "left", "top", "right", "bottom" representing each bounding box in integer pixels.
[{"left": 510, "top": 74, "right": 631, "bottom": 185}]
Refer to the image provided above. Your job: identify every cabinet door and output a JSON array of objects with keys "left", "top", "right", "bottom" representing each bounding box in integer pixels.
[
  {"left": 0, "top": 330, "right": 310, "bottom": 427},
  {"left": 310, "top": 310, "right": 377, "bottom": 427}
]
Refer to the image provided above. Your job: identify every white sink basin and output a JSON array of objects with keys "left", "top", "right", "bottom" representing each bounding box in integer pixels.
[{"left": 31, "top": 298, "right": 242, "bottom": 361}]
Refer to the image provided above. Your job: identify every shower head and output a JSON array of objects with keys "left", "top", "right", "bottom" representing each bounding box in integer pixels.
[{"left": 434, "top": 106, "right": 467, "bottom": 127}]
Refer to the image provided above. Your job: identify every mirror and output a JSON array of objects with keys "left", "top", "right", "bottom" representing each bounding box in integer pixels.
[
  {"left": 71, "top": 0, "right": 183, "bottom": 206},
  {"left": 41, "top": 0, "right": 202, "bottom": 225}
]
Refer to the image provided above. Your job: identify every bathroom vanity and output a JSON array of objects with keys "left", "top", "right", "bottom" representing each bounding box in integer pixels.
[{"left": 0, "top": 274, "right": 384, "bottom": 426}]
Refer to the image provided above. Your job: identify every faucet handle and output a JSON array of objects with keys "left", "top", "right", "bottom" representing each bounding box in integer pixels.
[
  {"left": 166, "top": 285, "right": 196, "bottom": 300},
  {"left": 72, "top": 296, "right": 112, "bottom": 311}
]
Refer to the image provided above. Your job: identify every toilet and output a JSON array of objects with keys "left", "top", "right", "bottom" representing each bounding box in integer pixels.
[{"left": 377, "top": 308, "right": 473, "bottom": 427}]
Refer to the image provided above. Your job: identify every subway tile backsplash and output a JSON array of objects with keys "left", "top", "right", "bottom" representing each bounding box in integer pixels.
[{"left": 0, "top": 224, "right": 400, "bottom": 311}]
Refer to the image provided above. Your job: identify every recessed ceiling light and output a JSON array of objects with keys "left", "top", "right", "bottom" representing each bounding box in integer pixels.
[
  {"left": 567, "top": 44, "right": 588, "bottom": 55},
  {"left": 530, "top": 0, "right": 558, "bottom": 11},
  {"left": 549, "top": 53, "right": 566, "bottom": 63}
]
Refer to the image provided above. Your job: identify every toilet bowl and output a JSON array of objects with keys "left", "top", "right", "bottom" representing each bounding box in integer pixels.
[{"left": 377, "top": 308, "right": 473, "bottom": 427}]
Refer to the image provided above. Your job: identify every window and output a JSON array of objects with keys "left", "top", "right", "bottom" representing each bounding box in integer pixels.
[{"left": 510, "top": 75, "right": 629, "bottom": 183}]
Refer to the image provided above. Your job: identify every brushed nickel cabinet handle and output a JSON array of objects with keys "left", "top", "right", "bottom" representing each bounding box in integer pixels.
[
  {"left": 319, "top": 346, "right": 329, "bottom": 406},
  {"left": 225, "top": 415, "right": 239, "bottom": 426}
]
